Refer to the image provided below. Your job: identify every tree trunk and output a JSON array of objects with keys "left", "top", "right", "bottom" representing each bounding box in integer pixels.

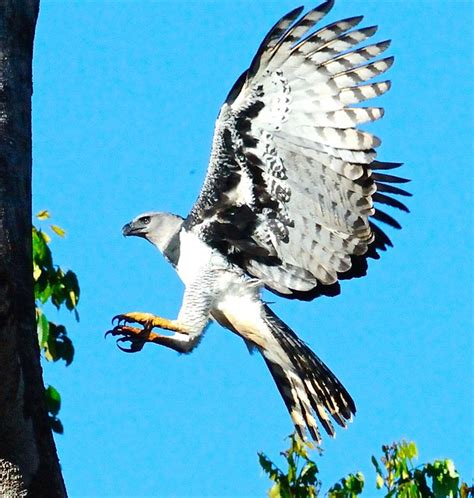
[{"left": 0, "top": 1, "right": 67, "bottom": 496}]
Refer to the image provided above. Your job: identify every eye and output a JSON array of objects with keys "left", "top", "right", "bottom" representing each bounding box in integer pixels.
[{"left": 140, "top": 216, "right": 151, "bottom": 225}]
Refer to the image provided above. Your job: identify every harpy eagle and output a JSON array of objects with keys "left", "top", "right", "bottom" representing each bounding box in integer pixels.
[{"left": 108, "top": 0, "right": 410, "bottom": 442}]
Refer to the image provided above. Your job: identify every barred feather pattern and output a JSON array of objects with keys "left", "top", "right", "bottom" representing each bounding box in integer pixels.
[
  {"left": 186, "top": 0, "right": 410, "bottom": 297},
  {"left": 261, "top": 305, "right": 355, "bottom": 441},
  {"left": 121, "top": 2, "right": 411, "bottom": 445}
]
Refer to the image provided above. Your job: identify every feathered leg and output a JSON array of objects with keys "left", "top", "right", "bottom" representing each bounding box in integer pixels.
[{"left": 108, "top": 269, "right": 216, "bottom": 353}]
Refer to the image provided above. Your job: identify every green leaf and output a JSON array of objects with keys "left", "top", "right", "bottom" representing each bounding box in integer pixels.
[
  {"left": 33, "top": 262, "right": 42, "bottom": 281},
  {"left": 32, "top": 229, "right": 52, "bottom": 267},
  {"left": 38, "top": 282, "right": 53, "bottom": 304},
  {"left": 397, "top": 440, "right": 418, "bottom": 464},
  {"left": 44, "top": 322, "right": 74, "bottom": 365},
  {"left": 376, "top": 473, "right": 384, "bottom": 489},
  {"left": 45, "top": 324, "right": 58, "bottom": 361},
  {"left": 259, "top": 453, "right": 273, "bottom": 476},
  {"left": 372, "top": 455, "right": 383, "bottom": 477},
  {"left": 63, "top": 270, "right": 80, "bottom": 311},
  {"left": 45, "top": 385, "right": 61, "bottom": 416},
  {"left": 268, "top": 482, "right": 281, "bottom": 498},
  {"left": 41, "top": 230, "right": 51, "bottom": 244},
  {"left": 399, "top": 459, "right": 410, "bottom": 480},
  {"left": 300, "top": 462, "right": 318, "bottom": 485},
  {"left": 58, "top": 335, "right": 74, "bottom": 366},
  {"left": 445, "top": 459, "right": 459, "bottom": 479},
  {"left": 279, "top": 484, "right": 292, "bottom": 498},
  {"left": 414, "top": 468, "right": 435, "bottom": 497},
  {"left": 36, "top": 210, "right": 50, "bottom": 220},
  {"left": 345, "top": 472, "right": 364, "bottom": 494},
  {"left": 425, "top": 460, "right": 460, "bottom": 498},
  {"left": 36, "top": 309, "right": 50, "bottom": 348},
  {"left": 50, "top": 224, "right": 66, "bottom": 237},
  {"left": 329, "top": 472, "right": 364, "bottom": 497},
  {"left": 407, "top": 441, "right": 419, "bottom": 460},
  {"left": 287, "top": 457, "right": 295, "bottom": 484},
  {"left": 49, "top": 415, "right": 64, "bottom": 434},
  {"left": 259, "top": 453, "right": 282, "bottom": 482}
]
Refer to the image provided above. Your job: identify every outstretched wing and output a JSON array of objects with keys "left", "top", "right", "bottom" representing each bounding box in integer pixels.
[{"left": 185, "top": 1, "right": 410, "bottom": 298}]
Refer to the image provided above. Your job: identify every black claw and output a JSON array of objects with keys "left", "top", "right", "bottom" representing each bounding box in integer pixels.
[
  {"left": 105, "top": 326, "right": 123, "bottom": 339},
  {"left": 105, "top": 323, "right": 148, "bottom": 353},
  {"left": 116, "top": 337, "right": 144, "bottom": 353},
  {"left": 116, "top": 340, "right": 133, "bottom": 352},
  {"left": 112, "top": 314, "right": 129, "bottom": 326}
]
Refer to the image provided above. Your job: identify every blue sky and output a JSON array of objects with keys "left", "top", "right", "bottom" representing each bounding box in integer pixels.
[{"left": 33, "top": 1, "right": 472, "bottom": 496}]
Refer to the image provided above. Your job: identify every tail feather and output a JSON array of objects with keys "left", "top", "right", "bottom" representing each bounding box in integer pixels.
[{"left": 261, "top": 304, "right": 355, "bottom": 442}]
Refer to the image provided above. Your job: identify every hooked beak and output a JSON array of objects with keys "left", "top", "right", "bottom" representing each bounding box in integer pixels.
[
  {"left": 122, "top": 222, "right": 133, "bottom": 236},
  {"left": 122, "top": 222, "right": 145, "bottom": 237}
]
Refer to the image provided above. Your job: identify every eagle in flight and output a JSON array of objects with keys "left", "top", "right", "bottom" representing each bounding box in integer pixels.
[{"left": 108, "top": 0, "right": 409, "bottom": 443}]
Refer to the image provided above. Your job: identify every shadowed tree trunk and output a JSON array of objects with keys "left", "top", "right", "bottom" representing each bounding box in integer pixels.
[{"left": 0, "top": 1, "right": 67, "bottom": 496}]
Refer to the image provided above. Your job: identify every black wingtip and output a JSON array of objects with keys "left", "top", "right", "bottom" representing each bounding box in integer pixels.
[
  {"left": 362, "top": 25, "right": 379, "bottom": 37},
  {"left": 314, "top": 0, "right": 335, "bottom": 16},
  {"left": 376, "top": 182, "right": 412, "bottom": 198},
  {"left": 372, "top": 172, "right": 410, "bottom": 184},
  {"left": 372, "top": 209, "right": 402, "bottom": 229},
  {"left": 373, "top": 193, "right": 410, "bottom": 213},
  {"left": 289, "top": 5, "right": 305, "bottom": 18},
  {"left": 384, "top": 55, "right": 395, "bottom": 68}
]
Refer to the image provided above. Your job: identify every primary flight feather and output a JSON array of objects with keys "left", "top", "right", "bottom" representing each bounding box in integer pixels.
[{"left": 109, "top": 0, "right": 409, "bottom": 443}]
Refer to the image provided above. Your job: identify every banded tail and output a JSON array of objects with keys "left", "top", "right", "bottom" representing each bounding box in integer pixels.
[{"left": 261, "top": 305, "right": 355, "bottom": 442}]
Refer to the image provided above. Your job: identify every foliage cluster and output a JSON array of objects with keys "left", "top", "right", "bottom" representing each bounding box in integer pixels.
[
  {"left": 33, "top": 210, "right": 80, "bottom": 433},
  {"left": 259, "top": 435, "right": 472, "bottom": 498},
  {"left": 259, "top": 434, "right": 321, "bottom": 497}
]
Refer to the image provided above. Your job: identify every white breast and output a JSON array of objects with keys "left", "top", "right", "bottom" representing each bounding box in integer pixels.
[
  {"left": 176, "top": 229, "right": 266, "bottom": 338},
  {"left": 175, "top": 229, "right": 213, "bottom": 284}
]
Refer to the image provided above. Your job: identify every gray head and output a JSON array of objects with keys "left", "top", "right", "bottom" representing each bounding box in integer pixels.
[{"left": 122, "top": 211, "right": 183, "bottom": 252}]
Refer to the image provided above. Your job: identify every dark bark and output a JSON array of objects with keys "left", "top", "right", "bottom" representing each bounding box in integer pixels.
[{"left": 0, "top": 1, "right": 67, "bottom": 496}]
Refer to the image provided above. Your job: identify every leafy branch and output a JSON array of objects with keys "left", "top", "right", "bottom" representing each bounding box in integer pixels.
[
  {"left": 371, "top": 441, "right": 471, "bottom": 498},
  {"left": 33, "top": 210, "right": 80, "bottom": 433},
  {"left": 258, "top": 434, "right": 322, "bottom": 498},
  {"left": 259, "top": 435, "right": 473, "bottom": 498}
]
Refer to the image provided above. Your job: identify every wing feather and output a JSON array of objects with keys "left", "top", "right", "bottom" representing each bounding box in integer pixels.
[
  {"left": 296, "top": 16, "right": 364, "bottom": 54},
  {"left": 185, "top": 2, "right": 409, "bottom": 298}
]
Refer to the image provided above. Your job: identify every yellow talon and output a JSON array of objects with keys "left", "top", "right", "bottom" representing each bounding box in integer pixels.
[{"left": 112, "top": 312, "right": 190, "bottom": 334}]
